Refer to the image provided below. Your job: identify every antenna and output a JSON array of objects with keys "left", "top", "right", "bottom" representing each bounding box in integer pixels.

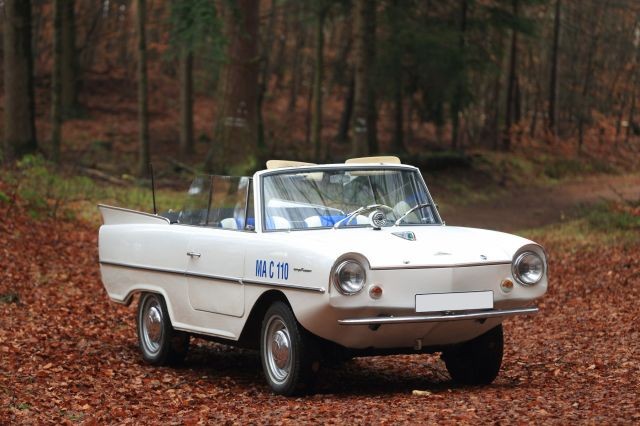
[{"left": 150, "top": 163, "right": 157, "bottom": 215}]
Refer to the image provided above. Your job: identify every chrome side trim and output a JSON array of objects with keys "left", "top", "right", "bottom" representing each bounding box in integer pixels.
[
  {"left": 99, "top": 260, "right": 240, "bottom": 283},
  {"left": 99, "top": 260, "right": 325, "bottom": 293},
  {"left": 337, "top": 307, "right": 538, "bottom": 325},
  {"left": 371, "top": 260, "right": 511, "bottom": 270},
  {"left": 185, "top": 271, "right": 239, "bottom": 282},
  {"left": 242, "top": 279, "right": 326, "bottom": 294},
  {"left": 97, "top": 204, "right": 171, "bottom": 224}
]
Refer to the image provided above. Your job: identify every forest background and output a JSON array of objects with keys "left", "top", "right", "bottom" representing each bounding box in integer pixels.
[{"left": 1, "top": 0, "right": 639, "bottom": 180}]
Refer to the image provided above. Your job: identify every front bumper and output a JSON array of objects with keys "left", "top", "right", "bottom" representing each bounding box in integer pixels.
[{"left": 337, "top": 306, "right": 538, "bottom": 325}]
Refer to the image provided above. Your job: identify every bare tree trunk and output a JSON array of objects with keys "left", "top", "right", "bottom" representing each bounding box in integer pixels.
[
  {"left": 365, "top": 1, "right": 378, "bottom": 155},
  {"left": 305, "top": 74, "right": 313, "bottom": 147},
  {"left": 179, "top": 47, "right": 193, "bottom": 157},
  {"left": 615, "top": 93, "right": 625, "bottom": 140},
  {"left": 406, "top": 99, "right": 415, "bottom": 148},
  {"left": 389, "top": 0, "right": 405, "bottom": 154},
  {"left": 336, "top": 73, "right": 355, "bottom": 144},
  {"left": 352, "top": 0, "right": 376, "bottom": 157},
  {"left": 329, "top": 19, "right": 353, "bottom": 94},
  {"left": 272, "top": 5, "right": 288, "bottom": 91},
  {"left": 61, "top": 0, "right": 79, "bottom": 118},
  {"left": 392, "top": 73, "right": 405, "bottom": 154},
  {"left": 136, "top": 0, "right": 150, "bottom": 176},
  {"left": 491, "top": 74, "right": 501, "bottom": 150},
  {"left": 288, "top": 3, "right": 306, "bottom": 113},
  {"left": 502, "top": 0, "right": 519, "bottom": 151},
  {"left": 530, "top": 93, "right": 540, "bottom": 138},
  {"left": 311, "top": 6, "right": 326, "bottom": 161},
  {"left": 257, "top": 0, "right": 278, "bottom": 163},
  {"left": 625, "top": 91, "right": 636, "bottom": 145},
  {"left": 548, "top": 0, "right": 561, "bottom": 135},
  {"left": 577, "top": 7, "right": 602, "bottom": 153},
  {"left": 451, "top": 0, "right": 468, "bottom": 151},
  {"left": 51, "top": 0, "right": 63, "bottom": 163},
  {"left": 209, "top": 0, "right": 260, "bottom": 173},
  {"left": 2, "top": 0, "right": 37, "bottom": 162}
]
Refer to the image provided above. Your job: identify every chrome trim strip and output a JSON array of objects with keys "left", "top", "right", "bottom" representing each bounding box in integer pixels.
[
  {"left": 99, "top": 260, "right": 240, "bottom": 283},
  {"left": 99, "top": 260, "right": 325, "bottom": 293},
  {"left": 185, "top": 271, "right": 239, "bottom": 282},
  {"left": 337, "top": 307, "right": 538, "bottom": 325},
  {"left": 97, "top": 204, "right": 170, "bottom": 224},
  {"left": 242, "top": 279, "right": 326, "bottom": 294},
  {"left": 371, "top": 260, "right": 511, "bottom": 270}
]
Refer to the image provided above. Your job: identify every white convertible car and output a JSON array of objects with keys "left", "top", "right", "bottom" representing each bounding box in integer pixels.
[{"left": 98, "top": 157, "right": 547, "bottom": 395}]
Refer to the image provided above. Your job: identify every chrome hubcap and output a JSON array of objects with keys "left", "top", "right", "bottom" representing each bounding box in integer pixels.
[
  {"left": 272, "top": 330, "right": 291, "bottom": 369},
  {"left": 142, "top": 297, "right": 163, "bottom": 354},
  {"left": 264, "top": 316, "right": 292, "bottom": 383}
]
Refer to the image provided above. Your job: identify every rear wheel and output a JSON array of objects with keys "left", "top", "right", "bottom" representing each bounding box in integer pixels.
[
  {"left": 260, "top": 301, "right": 319, "bottom": 395},
  {"left": 442, "top": 324, "right": 504, "bottom": 385},
  {"left": 137, "top": 292, "right": 189, "bottom": 366}
]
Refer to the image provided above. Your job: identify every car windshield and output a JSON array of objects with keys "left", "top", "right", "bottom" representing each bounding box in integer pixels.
[{"left": 262, "top": 168, "right": 440, "bottom": 230}]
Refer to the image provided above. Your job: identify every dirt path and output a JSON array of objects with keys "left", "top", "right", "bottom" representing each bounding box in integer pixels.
[{"left": 440, "top": 173, "right": 640, "bottom": 232}]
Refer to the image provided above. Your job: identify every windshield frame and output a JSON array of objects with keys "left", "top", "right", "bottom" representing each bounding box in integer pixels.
[{"left": 258, "top": 165, "right": 443, "bottom": 232}]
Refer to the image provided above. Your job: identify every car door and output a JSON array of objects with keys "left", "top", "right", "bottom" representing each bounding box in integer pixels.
[
  {"left": 184, "top": 175, "right": 252, "bottom": 317},
  {"left": 185, "top": 228, "right": 246, "bottom": 317}
]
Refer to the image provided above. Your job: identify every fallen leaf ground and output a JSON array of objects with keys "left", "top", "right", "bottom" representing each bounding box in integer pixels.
[{"left": 1, "top": 197, "right": 639, "bottom": 424}]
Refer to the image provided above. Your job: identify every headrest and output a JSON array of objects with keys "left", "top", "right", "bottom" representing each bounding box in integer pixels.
[
  {"left": 345, "top": 156, "right": 401, "bottom": 165},
  {"left": 266, "top": 160, "right": 317, "bottom": 169}
]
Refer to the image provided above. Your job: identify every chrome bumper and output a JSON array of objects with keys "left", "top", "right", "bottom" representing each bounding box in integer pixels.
[{"left": 337, "top": 307, "right": 538, "bottom": 326}]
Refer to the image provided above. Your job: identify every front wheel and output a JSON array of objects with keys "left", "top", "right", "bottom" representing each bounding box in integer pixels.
[
  {"left": 442, "top": 324, "right": 504, "bottom": 385},
  {"left": 137, "top": 292, "right": 189, "bottom": 366},
  {"left": 260, "top": 301, "right": 318, "bottom": 395}
]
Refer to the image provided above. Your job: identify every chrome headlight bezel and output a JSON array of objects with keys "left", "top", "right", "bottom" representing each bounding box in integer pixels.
[
  {"left": 512, "top": 250, "right": 546, "bottom": 286},
  {"left": 333, "top": 260, "right": 366, "bottom": 295}
]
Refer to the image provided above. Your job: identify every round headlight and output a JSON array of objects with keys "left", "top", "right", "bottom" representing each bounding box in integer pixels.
[
  {"left": 333, "top": 260, "right": 366, "bottom": 295},
  {"left": 512, "top": 251, "right": 545, "bottom": 286}
]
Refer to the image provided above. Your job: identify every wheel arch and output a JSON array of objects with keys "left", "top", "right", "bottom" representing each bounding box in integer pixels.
[
  {"left": 237, "top": 290, "right": 292, "bottom": 349},
  {"left": 119, "top": 286, "right": 178, "bottom": 325}
]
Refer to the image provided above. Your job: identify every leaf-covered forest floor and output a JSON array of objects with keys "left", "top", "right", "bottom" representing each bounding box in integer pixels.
[{"left": 1, "top": 176, "right": 639, "bottom": 424}]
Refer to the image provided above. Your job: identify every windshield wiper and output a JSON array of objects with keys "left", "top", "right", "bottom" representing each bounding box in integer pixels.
[
  {"left": 394, "top": 203, "right": 432, "bottom": 226},
  {"left": 333, "top": 204, "right": 385, "bottom": 229}
]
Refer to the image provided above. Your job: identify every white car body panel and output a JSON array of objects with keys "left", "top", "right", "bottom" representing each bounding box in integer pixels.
[{"left": 98, "top": 163, "right": 547, "bottom": 350}]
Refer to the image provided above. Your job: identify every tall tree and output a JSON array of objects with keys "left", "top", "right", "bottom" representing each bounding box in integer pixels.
[
  {"left": 381, "top": 0, "right": 407, "bottom": 154},
  {"left": 547, "top": 0, "right": 561, "bottom": 135},
  {"left": 51, "top": 0, "right": 63, "bottom": 163},
  {"left": 503, "top": 0, "right": 520, "bottom": 151},
  {"left": 207, "top": 0, "right": 260, "bottom": 173},
  {"left": 451, "top": 0, "right": 468, "bottom": 151},
  {"left": 2, "top": 0, "right": 37, "bottom": 161},
  {"left": 336, "top": 73, "right": 355, "bottom": 144},
  {"left": 311, "top": 3, "right": 328, "bottom": 161},
  {"left": 179, "top": 48, "right": 194, "bottom": 157},
  {"left": 257, "top": 0, "right": 278, "bottom": 163},
  {"left": 136, "top": 0, "right": 150, "bottom": 176},
  {"left": 61, "top": 0, "right": 79, "bottom": 118},
  {"left": 169, "top": 1, "right": 222, "bottom": 158},
  {"left": 352, "top": 0, "right": 377, "bottom": 157}
]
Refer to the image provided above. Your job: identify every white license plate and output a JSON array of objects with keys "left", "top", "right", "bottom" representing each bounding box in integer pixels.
[{"left": 415, "top": 291, "right": 494, "bottom": 313}]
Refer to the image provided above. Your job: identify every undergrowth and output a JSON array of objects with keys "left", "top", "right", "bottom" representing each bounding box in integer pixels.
[
  {"left": 423, "top": 150, "right": 627, "bottom": 211},
  {"left": 1, "top": 155, "right": 185, "bottom": 224},
  {"left": 523, "top": 200, "right": 640, "bottom": 247}
]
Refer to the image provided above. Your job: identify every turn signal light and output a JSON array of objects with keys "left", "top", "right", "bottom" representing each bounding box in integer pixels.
[
  {"left": 500, "top": 278, "right": 514, "bottom": 293},
  {"left": 369, "top": 285, "right": 383, "bottom": 299}
]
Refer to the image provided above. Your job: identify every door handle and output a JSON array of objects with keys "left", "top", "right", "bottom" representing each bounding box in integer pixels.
[{"left": 187, "top": 251, "right": 201, "bottom": 258}]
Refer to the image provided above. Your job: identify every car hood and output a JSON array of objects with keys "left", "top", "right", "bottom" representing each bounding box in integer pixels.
[{"left": 290, "top": 226, "right": 533, "bottom": 269}]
